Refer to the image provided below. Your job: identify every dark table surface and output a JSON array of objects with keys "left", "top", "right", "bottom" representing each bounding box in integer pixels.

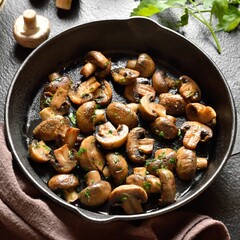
[{"left": 0, "top": 0, "right": 240, "bottom": 239}]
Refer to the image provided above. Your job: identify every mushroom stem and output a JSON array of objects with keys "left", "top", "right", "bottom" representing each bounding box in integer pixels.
[
  {"left": 121, "top": 197, "right": 144, "bottom": 214},
  {"left": 197, "top": 157, "right": 208, "bottom": 169},
  {"left": 56, "top": 0, "right": 72, "bottom": 10},
  {"left": 23, "top": 9, "right": 37, "bottom": 31}
]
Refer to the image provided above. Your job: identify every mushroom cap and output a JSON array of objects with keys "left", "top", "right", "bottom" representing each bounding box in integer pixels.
[
  {"left": 76, "top": 100, "right": 105, "bottom": 134},
  {"left": 105, "top": 152, "right": 129, "bottom": 185},
  {"left": 13, "top": 9, "right": 50, "bottom": 48},
  {"left": 176, "top": 146, "right": 197, "bottom": 181},
  {"left": 135, "top": 53, "right": 156, "bottom": 78},
  {"left": 109, "top": 184, "right": 148, "bottom": 214},
  {"left": 159, "top": 93, "right": 187, "bottom": 116},
  {"left": 96, "top": 122, "right": 129, "bottom": 149},
  {"left": 106, "top": 102, "right": 138, "bottom": 129},
  {"left": 150, "top": 116, "right": 178, "bottom": 140},
  {"left": 33, "top": 115, "right": 70, "bottom": 141},
  {"left": 179, "top": 75, "right": 201, "bottom": 102},
  {"left": 77, "top": 135, "right": 106, "bottom": 172},
  {"left": 79, "top": 181, "right": 112, "bottom": 207},
  {"left": 93, "top": 80, "right": 112, "bottom": 106},
  {"left": 157, "top": 169, "right": 176, "bottom": 206},
  {"left": 48, "top": 174, "right": 79, "bottom": 191}
]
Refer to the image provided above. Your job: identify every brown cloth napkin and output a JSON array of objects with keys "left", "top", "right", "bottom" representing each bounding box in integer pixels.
[{"left": 0, "top": 122, "right": 231, "bottom": 240}]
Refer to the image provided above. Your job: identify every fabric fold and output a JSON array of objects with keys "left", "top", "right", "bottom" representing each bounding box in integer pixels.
[{"left": 0, "top": 122, "right": 231, "bottom": 240}]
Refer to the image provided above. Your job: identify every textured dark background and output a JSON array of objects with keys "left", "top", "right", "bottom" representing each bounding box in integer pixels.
[{"left": 0, "top": 0, "right": 240, "bottom": 238}]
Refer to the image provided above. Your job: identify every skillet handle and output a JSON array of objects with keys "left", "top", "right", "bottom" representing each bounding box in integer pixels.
[{"left": 231, "top": 111, "right": 240, "bottom": 156}]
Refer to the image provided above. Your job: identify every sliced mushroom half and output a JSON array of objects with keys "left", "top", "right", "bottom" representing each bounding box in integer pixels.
[
  {"left": 186, "top": 103, "right": 217, "bottom": 127},
  {"left": 109, "top": 184, "right": 148, "bottom": 214},
  {"left": 126, "top": 127, "right": 154, "bottom": 163},
  {"left": 96, "top": 122, "right": 129, "bottom": 149},
  {"left": 181, "top": 121, "right": 213, "bottom": 149},
  {"left": 111, "top": 67, "right": 140, "bottom": 85},
  {"left": 68, "top": 76, "right": 101, "bottom": 105}
]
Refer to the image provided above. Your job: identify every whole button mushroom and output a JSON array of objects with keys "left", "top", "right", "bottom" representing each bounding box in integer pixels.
[
  {"left": 48, "top": 174, "right": 79, "bottom": 203},
  {"left": 13, "top": 9, "right": 50, "bottom": 49},
  {"left": 79, "top": 170, "right": 112, "bottom": 207},
  {"left": 106, "top": 102, "right": 138, "bottom": 129}
]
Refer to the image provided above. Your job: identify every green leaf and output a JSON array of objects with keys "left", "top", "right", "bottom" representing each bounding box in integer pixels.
[
  {"left": 211, "top": 0, "right": 229, "bottom": 21},
  {"left": 203, "top": 0, "right": 215, "bottom": 9},
  {"left": 178, "top": 8, "right": 189, "bottom": 26},
  {"left": 217, "top": 5, "right": 240, "bottom": 32}
]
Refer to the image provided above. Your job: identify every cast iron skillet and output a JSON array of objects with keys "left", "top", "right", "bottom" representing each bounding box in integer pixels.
[{"left": 5, "top": 17, "right": 238, "bottom": 222}]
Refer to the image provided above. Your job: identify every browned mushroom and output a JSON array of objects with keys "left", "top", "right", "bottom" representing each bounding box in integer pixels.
[
  {"left": 33, "top": 115, "right": 70, "bottom": 141},
  {"left": 106, "top": 102, "right": 138, "bottom": 129},
  {"left": 139, "top": 94, "right": 166, "bottom": 121},
  {"left": 51, "top": 144, "right": 78, "bottom": 173},
  {"left": 159, "top": 93, "right": 187, "bottom": 116},
  {"left": 28, "top": 140, "right": 52, "bottom": 163},
  {"left": 48, "top": 174, "right": 79, "bottom": 203},
  {"left": 109, "top": 184, "right": 148, "bottom": 214},
  {"left": 126, "top": 167, "right": 161, "bottom": 194},
  {"left": 156, "top": 169, "right": 176, "bottom": 206},
  {"left": 76, "top": 100, "right": 106, "bottom": 134},
  {"left": 111, "top": 67, "right": 140, "bottom": 85},
  {"left": 39, "top": 107, "right": 56, "bottom": 120},
  {"left": 181, "top": 121, "right": 213, "bottom": 149},
  {"left": 79, "top": 170, "right": 112, "bottom": 207},
  {"left": 85, "top": 51, "right": 110, "bottom": 69},
  {"left": 68, "top": 76, "right": 101, "bottom": 105},
  {"left": 126, "top": 127, "right": 154, "bottom": 163},
  {"left": 146, "top": 148, "right": 177, "bottom": 174},
  {"left": 152, "top": 70, "right": 177, "bottom": 94},
  {"left": 77, "top": 135, "right": 106, "bottom": 172},
  {"left": 96, "top": 122, "right": 129, "bottom": 149},
  {"left": 179, "top": 75, "right": 201, "bottom": 102},
  {"left": 176, "top": 146, "right": 197, "bottom": 181},
  {"left": 63, "top": 127, "right": 80, "bottom": 149},
  {"left": 105, "top": 152, "right": 128, "bottom": 185},
  {"left": 135, "top": 53, "right": 156, "bottom": 78},
  {"left": 93, "top": 79, "right": 112, "bottom": 106},
  {"left": 185, "top": 103, "right": 217, "bottom": 127},
  {"left": 150, "top": 116, "right": 178, "bottom": 140},
  {"left": 124, "top": 78, "right": 156, "bottom": 103}
]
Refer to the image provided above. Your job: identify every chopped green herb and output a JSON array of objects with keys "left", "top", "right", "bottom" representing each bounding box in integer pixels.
[
  {"left": 143, "top": 181, "right": 152, "bottom": 191},
  {"left": 68, "top": 112, "right": 76, "bottom": 125},
  {"left": 159, "top": 131, "right": 165, "bottom": 137},
  {"left": 78, "top": 148, "right": 87, "bottom": 156},
  {"left": 85, "top": 189, "right": 91, "bottom": 199}
]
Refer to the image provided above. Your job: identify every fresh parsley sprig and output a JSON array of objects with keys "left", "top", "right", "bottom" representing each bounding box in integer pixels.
[{"left": 131, "top": 0, "right": 240, "bottom": 53}]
